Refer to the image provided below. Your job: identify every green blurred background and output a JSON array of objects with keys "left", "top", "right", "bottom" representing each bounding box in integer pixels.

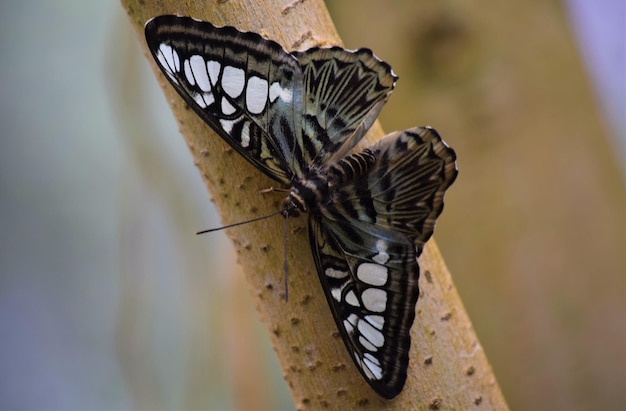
[{"left": 0, "top": 1, "right": 623, "bottom": 410}]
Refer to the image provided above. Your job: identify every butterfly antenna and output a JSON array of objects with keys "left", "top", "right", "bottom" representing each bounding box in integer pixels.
[
  {"left": 283, "top": 211, "right": 289, "bottom": 302},
  {"left": 197, "top": 203, "right": 294, "bottom": 303},
  {"left": 195, "top": 208, "right": 284, "bottom": 235}
]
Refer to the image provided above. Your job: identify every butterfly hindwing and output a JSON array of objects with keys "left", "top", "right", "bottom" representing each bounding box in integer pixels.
[
  {"left": 329, "top": 127, "right": 458, "bottom": 253},
  {"left": 294, "top": 47, "right": 397, "bottom": 167},
  {"left": 309, "top": 215, "right": 418, "bottom": 399}
]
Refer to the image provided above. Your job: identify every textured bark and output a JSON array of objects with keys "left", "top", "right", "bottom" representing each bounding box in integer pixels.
[{"left": 121, "top": 0, "right": 508, "bottom": 409}]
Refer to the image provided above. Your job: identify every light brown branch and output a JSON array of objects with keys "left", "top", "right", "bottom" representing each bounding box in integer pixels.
[{"left": 120, "top": 0, "right": 509, "bottom": 409}]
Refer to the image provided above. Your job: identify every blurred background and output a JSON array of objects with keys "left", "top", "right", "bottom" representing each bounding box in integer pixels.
[{"left": 0, "top": 1, "right": 623, "bottom": 410}]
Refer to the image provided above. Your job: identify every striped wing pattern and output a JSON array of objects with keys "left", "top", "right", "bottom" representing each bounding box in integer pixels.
[
  {"left": 145, "top": 15, "right": 457, "bottom": 399},
  {"left": 330, "top": 127, "right": 458, "bottom": 251},
  {"left": 294, "top": 47, "right": 397, "bottom": 167}
]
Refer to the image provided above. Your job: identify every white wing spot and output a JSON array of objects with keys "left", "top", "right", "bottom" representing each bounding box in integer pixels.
[
  {"left": 222, "top": 66, "right": 245, "bottom": 98},
  {"left": 357, "top": 263, "right": 388, "bottom": 286},
  {"left": 344, "top": 313, "right": 358, "bottom": 335},
  {"left": 365, "top": 315, "right": 384, "bottom": 330},
  {"left": 189, "top": 93, "right": 208, "bottom": 108},
  {"left": 362, "top": 288, "right": 387, "bottom": 312},
  {"left": 269, "top": 81, "right": 293, "bottom": 103},
  {"left": 344, "top": 290, "right": 359, "bottom": 307},
  {"left": 241, "top": 121, "right": 251, "bottom": 148},
  {"left": 364, "top": 352, "right": 381, "bottom": 367},
  {"left": 190, "top": 92, "right": 214, "bottom": 109},
  {"left": 330, "top": 281, "right": 348, "bottom": 302},
  {"left": 159, "top": 43, "right": 180, "bottom": 71},
  {"left": 246, "top": 76, "right": 269, "bottom": 114},
  {"left": 325, "top": 268, "right": 348, "bottom": 279},
  {"left": 207, "top": 60, "right": 221, "bottom": 86},
  {"left": 157, "top": 44, "right": 179, "bottom": 82},
  {"left": 219, "top": 119, "right": 235, "bottom": 134},
  {"left": 192, "top": 92, "right": 206, "bottom": 108},
  {"left": 363, "top": 355, "right": 383, "bottom": 380},
  {"left": 221, "top": 97, "right": 236, "bottom": 115},
  {"left": 190, "top": 55, "right": 211, "bottom": 92},
  {"left": 183, "top": 59, "right": 195, "bottom": 86},
  {"left": 363, "top": 353, "right": 383, "bottom": 380},
  {"left": 358, "top": 318, "right": 384, "bottom": 347},
  {"left": 354, "top": 353, "right": 374, "bottom": 380},
  {"left": 359, "top": 336, "right": 377, "bottom": 352},
  {"left": 373, "top": 240, "right": 390, "bottom": 264},
  {"left": 173, "top": 48, "right": 180, "bottom": 71},
  {"left": 203, "top": 92, "right": 215, "bottom": 107},
  {"left": 343, "top": 319, "right": 354, "bottom": 334}
]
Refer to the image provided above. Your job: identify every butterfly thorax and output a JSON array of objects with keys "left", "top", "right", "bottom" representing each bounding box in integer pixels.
[
  {"left": 288, "top": 172, "right": 330, "bottom": 213},
  {"left": 288, "top": 148, "right": 379, "bottom": 214}
]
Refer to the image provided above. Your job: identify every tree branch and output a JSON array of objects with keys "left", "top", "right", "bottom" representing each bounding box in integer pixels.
[{"left": 121, "top": 0, "right": 509, "bottom": 408}]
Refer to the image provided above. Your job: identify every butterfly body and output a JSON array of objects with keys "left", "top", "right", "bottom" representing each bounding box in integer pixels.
[{"left": 145, "top": 15, "right": 457, "bottom": 399}]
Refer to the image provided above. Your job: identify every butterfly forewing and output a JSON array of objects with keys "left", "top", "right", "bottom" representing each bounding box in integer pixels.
[
  {"left": 145, "top": 15, "right": 304, "bottom": 183},
  {"left": 145, "top": 15, "right": 458, "bottom": 399}
]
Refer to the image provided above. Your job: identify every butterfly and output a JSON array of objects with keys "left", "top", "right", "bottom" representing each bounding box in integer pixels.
[{"left": 145, "top": 15, "right": 457, "bottom": 399}]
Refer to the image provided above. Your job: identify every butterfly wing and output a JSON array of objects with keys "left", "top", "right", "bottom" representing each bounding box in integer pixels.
[
  {"left": 145, "top": 15, "right": 305, "bottom": 183},
  {"left": 293, "top": 47, "right": 397, "bottom": 168},
  {"left": 310, "top": 127, "right": 457, "bottom": 398},
  {"left": 146, "top": 16, "right": 399, "bottom": 183},
  {"left": 309, "top": 216, "right": 419, "bottom": 399},
  {"left": 338, "top": 126, "right": 458, "bottom": 252}
]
